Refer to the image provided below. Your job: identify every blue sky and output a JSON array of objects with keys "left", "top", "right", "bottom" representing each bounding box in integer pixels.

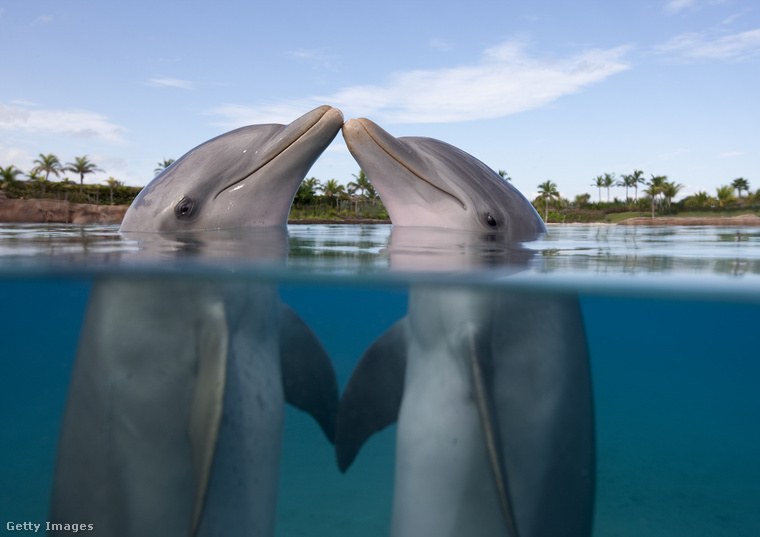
[{"left": 1, "top": 0, "right": 758, "bottom": 202}]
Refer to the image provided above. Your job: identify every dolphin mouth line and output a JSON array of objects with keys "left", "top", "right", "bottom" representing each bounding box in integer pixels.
[
  {"left": 359, "top": 121, "right": 467, "bottom": 211},
  {"left": 214, "top": 109, "right": 335, "bottom": 200}
]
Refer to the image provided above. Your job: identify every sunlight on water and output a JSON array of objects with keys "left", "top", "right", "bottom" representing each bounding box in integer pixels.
[{"left": 1, "top": 223, "right": 759, "bottom": 536}]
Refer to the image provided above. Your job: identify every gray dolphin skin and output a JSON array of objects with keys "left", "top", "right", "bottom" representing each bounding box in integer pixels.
[
  {"left": 337, "top": 120, "right": 594, "bottom": 537},
  {"left": 52, "top": 277, "right": 338, "bottom": 537},
  {"left": 341, "top": 117, "right": 546, "bottom": 236},
  {"left": 120, "top": 105, "right": 343, "bottom": 231},
  {"left": 51, "top": 107, "right": 343, "bottom": 536}
]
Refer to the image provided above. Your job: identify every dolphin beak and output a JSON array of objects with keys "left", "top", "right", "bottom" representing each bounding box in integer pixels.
[
  {"left": 216, "top": 106, "right": 344, "bottom": 199},
  {"left": 343, "top": 118, "right": 465, "bottom": 210},
  {"left": 264, "top": 105, "right": 344, "bottom": 160},
  {"left": 343, "top": 118, "right": 428, "bottom": 179}
]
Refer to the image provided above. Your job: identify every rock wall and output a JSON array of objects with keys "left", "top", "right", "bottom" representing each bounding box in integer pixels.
[
  {"left": 0, "top": 199, "right": 128, "bottom": 225},
  {"left": 618, "top": 214, "right": 760, "bottom": 226}
]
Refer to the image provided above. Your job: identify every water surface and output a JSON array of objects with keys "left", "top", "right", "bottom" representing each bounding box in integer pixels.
[{"left": 1, "top": 223, "right": 758, "bottom": 536}]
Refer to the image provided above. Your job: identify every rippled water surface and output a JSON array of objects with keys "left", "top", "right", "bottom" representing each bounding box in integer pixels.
[{"left": 1, "top": 223, "right": 759, "bottom": 536}]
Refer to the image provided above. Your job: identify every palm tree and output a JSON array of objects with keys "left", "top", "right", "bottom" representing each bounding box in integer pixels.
[
  {"left": 684, "top": 190, "right": 712, "bottom": 209},
  {"left": 294, "top": 177, "right": 320, "bottom": 206},
  {"left": 715, "top": 185, "right": 735, "bottom": 208},
  {"left": 617, "top": 174, "right": 637, "bottom": 204},
  {"left": 573, "top": 193, "right": 591, "bottom": 207},
  {"left": 537, "top": 180, "right": 559, "bottom": 222},
  {"left": 154, "top": 158, "right": 175, "bottom": 176},
  {"left": 649, "top": 174, "right": 667, "bottom": 210},
  {"left": 660, "top": 182, "right": 684, "bottom": 210},
  {"left": 347, "top": 170, "right": 373, "bottom": 214},
  {"left": 642, "top": 175, "right": 667, "bottom": 218},
  {"left": 105, "top": 177, "right": 123, "bottom": 205},
  {"left": 66, "top": 156, "right": 103, "bottom": 193},
  {"left": 497, "top": 170, "right": 512, "bottom": 181},
  {"left": 642, "top": 184, "right": 660, "bottom": 218},
  {"left": 592, "top": 175, "right": 605, "bottom": 203},
  {"left": 731, "top": 177, "right": 750, "bottom": 204},
  {"left": 32, "top": 154, "right": 63, "bottom": 185},
  {"left": 602, "top": 172, "right": 615, "bottom": 202},
  {"left": 1, "top": 165, "right": 24, "bottom": 190},
  {"left": 631, "top": 169, "right": 645, "bottom": 202},
  {"left": 27, "top": 171, "right": 48, "bottom": 198},
  {"left": 319, "top": 179, "right": 346, "bottom": 208},
  {"left": 365, "top": 181, "right": 379, "bottom": 204},
  {"left": 347, "top": 170, "right": 372, "bottom": 198},
  {"left": 59, "top": 177, "right": 75, "bottom": 201}
]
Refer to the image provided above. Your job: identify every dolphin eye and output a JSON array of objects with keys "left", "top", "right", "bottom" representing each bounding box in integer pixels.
[
  {"left": 486, "top": 214, "right": 497, "bottom": 227},
  {"left": 175, "top": 197, "right": 196, "bottom": 220}
]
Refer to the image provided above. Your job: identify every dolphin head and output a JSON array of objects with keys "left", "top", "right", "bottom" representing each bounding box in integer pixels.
[
  {"left": 342, "top": 118, "right": 546, "bottom": 240},
  {"left": 120, "top": 106, "right": 344, "bottom": 232}
]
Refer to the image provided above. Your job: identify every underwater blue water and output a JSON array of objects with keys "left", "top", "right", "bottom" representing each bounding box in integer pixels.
[{"left": 1, "top": 223, "right": 759, "bottom": 536}]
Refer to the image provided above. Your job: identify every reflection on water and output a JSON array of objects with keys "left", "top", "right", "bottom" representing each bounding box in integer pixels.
[
  {"left": 1, "top": 223, "right": 759, "bottom": 537},
  {"left": 534, "top": 224, "right": 760, "bottom": 277},
  {"left": 2, "top": 223, "right": 760, "bottom": 279}
]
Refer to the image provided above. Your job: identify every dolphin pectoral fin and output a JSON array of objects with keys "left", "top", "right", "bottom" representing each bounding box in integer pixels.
[
  {"left": 467, "top": 328, "right": 520, "bottom": 537},
  {"left": 279, "top": 303, "right": 339, "bottom": 444},
  {"left": 335, "top": 320, "right": 408, "bottom": 473},
  {"left": 187, "top": 302, "right": 229, "bottom": 537}
]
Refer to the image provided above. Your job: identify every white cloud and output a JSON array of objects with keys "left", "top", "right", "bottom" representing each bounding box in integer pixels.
[
  {"left": 207, "top": 103, "right": 320, "bottom": 126},
  {"left": 285, "top": 48, "right": 339, "bottom": 71},
  {"left": 92, "top": 154, "right": 128, "bottom": 172},
  {"left": 721, "top": 12, "right": 743, "bottom": 25},
  {"left": 210, "top": 40, "right": 631, "bottom": 126},
  {"left": 718, "top": 151, "right": 744, "bottom": 158},
  {"left": 10, "top": 99, "right": 40, "bottom": 107},
  {"left": 665, "top": 0, "right": 727, "bottom": 14},
  {"left": 665, "top": 0, "right": 697, "bottom": 13},
  {"left": 656, "top": 28, "right": 760, "bottom": 60},
  {"left": 429, "top": 38, "right": 453, "bottom": 52},
  {"left": 32, "top": 14, "right": 53, "bottom": 25},
  {"left": 0, "top": 103, "right": 126, "bottom": 144},
  {"left": 144, "top": 77, "right": 194, "bottom": 89},
  {"left": 0, "top": 145, "right": 32, "bottom": 168}
]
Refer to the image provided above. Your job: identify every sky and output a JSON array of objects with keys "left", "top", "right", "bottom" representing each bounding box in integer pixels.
[{"left": 1, "top": 0, "right": 758, "bottom": 202}]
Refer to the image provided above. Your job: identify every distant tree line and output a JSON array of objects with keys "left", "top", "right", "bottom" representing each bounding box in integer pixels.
[
  {"left": 0, "top": 156, "right": 389, "bottom": 220},
  {"left": 0, "top": 153, "right": 141, "bottom": 206},
  {"left": 291, "top": 171, "right": 388, "bottom": 220},
  {"left": 10, "top": 155, "right": 749, "bottom": 224},
  {"left": 532, "top": 170, "right": 756, "bottom": 222}
]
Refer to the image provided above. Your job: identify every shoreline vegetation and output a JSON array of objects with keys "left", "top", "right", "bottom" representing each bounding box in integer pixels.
[
  {"left": 1, "top": 159, "right": 757, "bottom": 225},
  {"left": 2, "top": 197, "right": 760, "bottom": 226}
]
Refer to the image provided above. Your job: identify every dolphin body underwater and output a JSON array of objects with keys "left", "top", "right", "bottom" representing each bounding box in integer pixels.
[
  {"left": 337, "top": 118, "right": 595, "bottom": 537},
  {"left": 51, "top": 106, "right": 344, "bottom": 537}
]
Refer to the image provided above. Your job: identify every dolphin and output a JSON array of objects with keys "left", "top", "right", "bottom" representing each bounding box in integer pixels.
[
  {"left": 337, "top": 120, "right": 594, "bottom": 537},
  {"left": 120, "top": 105, "right": 344, "bottom": 231},
  {"left": 341, "top": 117, "right": 545, "bottom": 236},
  {"left": 51, "top": 108, "right": 343, "bottom": 537}
]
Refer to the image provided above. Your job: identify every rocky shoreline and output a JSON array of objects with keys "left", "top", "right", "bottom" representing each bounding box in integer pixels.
[
  {"left": 0, "top": 198, "right": 393, "bottom": 226},
  {"left": 0, "top": 198, "right": 128, "bottom": 225},
  {"left": 617, "top": 214, "right": 760, "bottom": 226},
  {"left": 2, "top": 198, "right": 759, "bottom": 227}
]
